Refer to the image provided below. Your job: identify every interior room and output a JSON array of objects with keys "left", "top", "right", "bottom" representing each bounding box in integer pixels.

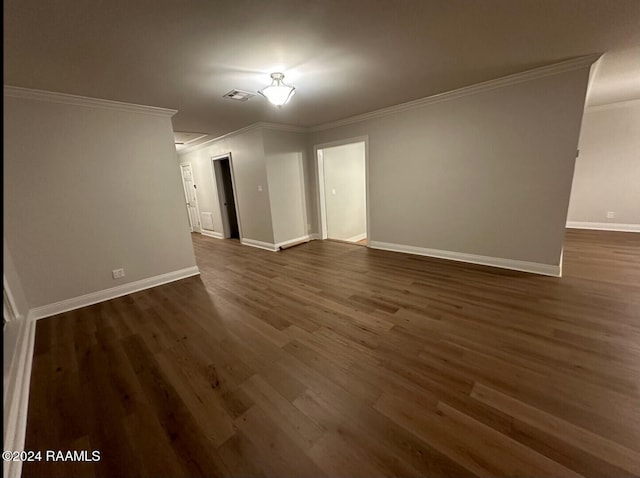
[
  {"left": 3, "top": 1, "right": 640, "bottom": 477},
  {"left": 317, "top": 140, "right": 368, "bottom": 245}
]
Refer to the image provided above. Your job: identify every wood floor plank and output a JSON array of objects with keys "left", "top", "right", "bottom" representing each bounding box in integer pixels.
[
  {"left": 233, "top": 405, "right": 327, "bottom": 478},
  {"left": 257, "top": 361, "right": 307, "bottom": 402},
  {"left": 281, "top": 339, "right": 382, "bottom": 404},
  {"left": 240, "top": 374, "right": 325, "bottom": 449},
  {"left": 374, "top": 392, "right": 583, "bottom": 477},
  {"left": 308, "top": 430, "right": 414, "bottom": 478},
  {"left": 153, "top": 349, "right": 237, "bottom": 447},
  {"left": 470, "top": 382, "right": 640, "bottom": 475},
  {"left": 122, "top": 408, "right": 191, "bottom": 478},
  {"left": 216, "top": 434, "right": 268, "bottom": 478},
  {"left": 294, "top": 388, "right": 469, "bottom": 477},
  {"left": 438, "top": 335, "right": 640, "bottom": 448},
  {"left": 121, "top": 334, "right": 231, "bottom": 477}
]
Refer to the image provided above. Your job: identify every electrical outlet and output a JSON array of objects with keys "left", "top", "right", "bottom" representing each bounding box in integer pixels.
[
  {"left": 112, "top": 268, "right": 125, "bottom": 279},
  {"left": 606, "top": 211, "right": 616, "bottom": 219}
]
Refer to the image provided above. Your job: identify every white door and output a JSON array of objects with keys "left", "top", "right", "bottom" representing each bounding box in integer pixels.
[{"left": 180, "top": 163, "right": 201, "bottom": 232}]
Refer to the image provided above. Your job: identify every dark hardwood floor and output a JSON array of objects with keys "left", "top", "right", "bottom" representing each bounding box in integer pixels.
[{"left": 22, "top": 229, "right": 640, "bottom": 477}]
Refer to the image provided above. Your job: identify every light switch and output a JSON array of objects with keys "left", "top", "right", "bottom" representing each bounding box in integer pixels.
[
  {"left": 258, "top": 185, "right": 263, "bottom": 192},
  {"left": 331, "top": 188, "right": 336, "bottom": 195}
]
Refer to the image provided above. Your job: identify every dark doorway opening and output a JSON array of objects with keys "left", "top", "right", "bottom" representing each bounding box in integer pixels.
[{"left": 213, "top": 156, "right": 240, "bottom": 239}]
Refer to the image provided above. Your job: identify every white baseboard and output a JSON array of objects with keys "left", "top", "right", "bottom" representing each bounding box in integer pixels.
[
  {"left": 369, "top": 241, "right": 561, "bottom": 277},
  {"left": 345, "top": 233, "right": 367, "bottom": 243},
  {"left": 310, "top": 233, "right": 321, "bottom": 240},
  {"left": 275, "top": 235, "right": 313, "bottom": 249},
  {"left": 240, "top": 238, "right": 279, "bottom": 251},
  {"left": 566, "top": 221, "right": 640, "bottom": 233},
  {"left": 3, "top": 317, "right": 36, "bottom": 478},
  {"left": 28, "top": 266, "right": 200, "bottom": 321},
  {"left": 200, "top": 229, "right": 224, "bottom": 239},
  {"left": 247, "top": 234, "right": 319, "bottom": 251}
]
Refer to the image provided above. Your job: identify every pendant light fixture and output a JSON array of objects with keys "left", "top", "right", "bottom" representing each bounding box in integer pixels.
[{"left": 258, "top": 72, "right": 296, "bottom": 107}]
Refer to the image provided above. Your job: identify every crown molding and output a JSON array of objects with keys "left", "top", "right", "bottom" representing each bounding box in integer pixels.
[
  {"left": 177, "top": 121, "right": 307, "bottom": 156},
  {"left": 177, "top": 123, "right": 262, "bottom": 155},
  {"left": 585, "top": 97, "right": 640, "bottom": 112},
  {"left": 257, "top": 121, "right": 307, "bottom": 133},
  {"left": 309, "top": 54, "right": 601, "bottom": 132},
  {"left": 3, "top": 85, "right": 177, "bottom": 117}
]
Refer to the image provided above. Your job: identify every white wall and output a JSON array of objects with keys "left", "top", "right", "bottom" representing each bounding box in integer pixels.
[
  {"left": 3, "top": 91, "right": 197, "bottom": 310},
  {"left": 264, "top": 130, "right": 310, "bottom": 245},
  {"left": 567, "top": 100, "right": 640, "bottom": 227},
  {"left": 309, "top": 66, "right": 591, "bottom": 268},
  {"left": 178, "top": 128, "right": 275, "bottom": 244},
  {"left": 321, "top": 142, "right": 366, "bottom": 241}
]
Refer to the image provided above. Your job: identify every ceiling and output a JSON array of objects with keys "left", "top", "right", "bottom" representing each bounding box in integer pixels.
[{"left": 4, "top": 0, "right": 640, "bottom": 143}]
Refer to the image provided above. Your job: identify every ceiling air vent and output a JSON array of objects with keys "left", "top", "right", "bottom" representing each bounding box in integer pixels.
[{"left": 223, "top": 89, "right": 255, "bottom": 101}]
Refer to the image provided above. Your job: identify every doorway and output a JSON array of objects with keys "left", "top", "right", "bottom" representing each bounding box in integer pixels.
[
  {"left": 212, "top": 154, "right": 241, "bottom": 239},
  {"left": 180, "top": 163, "right": 201, "bottom": 232},
  {"left": 316, "top": 137, "right": 368, "bottom": 245}
]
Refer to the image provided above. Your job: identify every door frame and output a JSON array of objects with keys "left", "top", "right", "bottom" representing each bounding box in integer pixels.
[
  {"left": 210, "top": 153, "right": 244, "bottom": 240},
  {"left": 180, "top": 162, "right": 202, "bottom": 233},
  {"left": 314, "top": 135, "right": 370, "bottom": 245},
  {"left": 3, "top": 275, "right": 19, "bottom": 323}
]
